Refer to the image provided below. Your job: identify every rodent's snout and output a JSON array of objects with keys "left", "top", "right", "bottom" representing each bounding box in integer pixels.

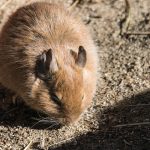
[
  {"left": 58, "top": 118, "right": 76, "bottom": 126},
  {"left": 57, "top": 113, "right": 81, "bottom": 126}
]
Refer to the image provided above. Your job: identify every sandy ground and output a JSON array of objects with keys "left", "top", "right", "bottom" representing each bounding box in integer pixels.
[{"left": 0, "top": 0, "right": 150, "bottom": 149}]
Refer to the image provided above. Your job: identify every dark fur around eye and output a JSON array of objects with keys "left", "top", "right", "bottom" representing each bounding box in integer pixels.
[
  {"left": 51, "top": 94, "right": 62, "bottom": 107},
  {"left": 82, "top": 95, "right": 84, "bottom": 100},
  {"left": 44, "top": 81, "right": 63, "bottom": 107}
]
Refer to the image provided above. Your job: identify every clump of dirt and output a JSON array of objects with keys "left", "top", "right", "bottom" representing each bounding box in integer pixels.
[{"left": 0, "top": 0, "right": 150, "bottom": 150}]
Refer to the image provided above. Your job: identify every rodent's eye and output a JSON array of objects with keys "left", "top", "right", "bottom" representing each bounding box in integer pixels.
[
  {"left": 51, "top": 93, "right": 62, "bottom": 107},
  {"left": 82, "top": 95, "right": 85, "bottom": 100}
]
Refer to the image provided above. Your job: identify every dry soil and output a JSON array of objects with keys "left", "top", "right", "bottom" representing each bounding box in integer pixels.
[{"left": 0, "top": 0, "right": 150, "bottom": 150}]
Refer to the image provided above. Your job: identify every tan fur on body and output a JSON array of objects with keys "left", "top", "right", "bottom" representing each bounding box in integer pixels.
[{"left": 0, "top": 2, "right": 98, "bottom": 124}]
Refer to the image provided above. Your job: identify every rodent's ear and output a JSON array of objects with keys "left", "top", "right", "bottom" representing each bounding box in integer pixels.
[
  {"left": 36, "top": 49, "right": 58, "bottom": 79},
  {"left": 41, "top": 49, "right": 52, "bottom": 74},
  {"left": 76, "top": 46, "right": 87, "bottom": 68}
]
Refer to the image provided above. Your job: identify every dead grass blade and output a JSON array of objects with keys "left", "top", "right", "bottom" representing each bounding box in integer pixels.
[
  {"left": 113, "top": 122, "right": 150, "bottom": 128},
  {"left": 120, "top": 0, "right": 131, "bottom": 35},
  {"left": 24, "top": 140, "right": 33, "bottom": 150},
  {"left": 125, "top": 31, "right": 150, "bottom": 35},
  {"left": 121, "top": 0, "right": 150, "bottom": 36},
  {"left": 68, "top": 0, "right": 80, "bottom": 11}
]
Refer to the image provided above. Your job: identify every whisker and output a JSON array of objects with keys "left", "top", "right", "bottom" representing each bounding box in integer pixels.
[
  {"left": 0, "top": 107, "right": 18, "bottom": 121},
  {"left": 31, "top": 120, "right": 46, "bottom": 128},
  {"left": 31, "top": 116, "right": 56, "bottom": 122},
  {"left": 45, "top": 122, "right": 60, "bottom": 130},
  {"left": 31, "top": 117, "right": 58, "bottom": 129}
]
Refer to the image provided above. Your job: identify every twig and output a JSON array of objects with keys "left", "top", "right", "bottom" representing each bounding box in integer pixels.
[
  {"left": 125, "top": 103, "right": 150, "bottom": 107},
  {"left": 0, "top": 0, "right": 12, "bottom": 10},
  {"left": 41, "top": 132, "right": 45, "bottom": 148},
  {"left": 124, "top": 0, "right": 131, "bottom": 31},
  {"left": 125, "top": 31, "right": 150, "bottom": 35},
  {"left": 143, "top": 137, "right": 150, "bottom": 141},
  {"left": 113, "top": 122, "right": 150, "bottom": 128},
  {"left": 24, "top": 140, "right": 33, "bottom": 150},
  {"left": 112, "top": 103, "right": 150, "bottom": 108},
  {"left": 120, "top": 0, "right": 131, "bottom": 34},
  {"left": 121, "top": 1, "right": 150, "bottom": 36},
  {"left": 68, "top": 0, "right": 80, "bottom": 11}
]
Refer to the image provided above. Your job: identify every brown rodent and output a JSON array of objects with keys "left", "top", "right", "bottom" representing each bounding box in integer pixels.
[{"left": 0, "top": 2, "right": 98, "bottom": 125}]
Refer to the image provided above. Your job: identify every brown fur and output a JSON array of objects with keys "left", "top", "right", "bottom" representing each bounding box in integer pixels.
[{"left": 0, "top": 2, "right": 98, "bottom": 124}]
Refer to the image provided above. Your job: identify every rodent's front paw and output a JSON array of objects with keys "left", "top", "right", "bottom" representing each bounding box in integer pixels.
[
  {"left": 0, "top": 88, "right": 23, "bottom": 110},
  {"left": 12, "top": 94, "right": 24, "bottom": 105}
]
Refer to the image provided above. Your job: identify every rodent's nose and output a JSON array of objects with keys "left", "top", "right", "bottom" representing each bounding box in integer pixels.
[
  {"left": 58, "top": 118, "right": 70, "bottom": 125},
  {"left": 59, "top": 115, "right": 81, "bottom": 125}
]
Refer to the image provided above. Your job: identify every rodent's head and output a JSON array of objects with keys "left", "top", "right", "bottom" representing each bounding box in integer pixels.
[{"left": 30, "top": 46, "right": 87, "bottom": 125}]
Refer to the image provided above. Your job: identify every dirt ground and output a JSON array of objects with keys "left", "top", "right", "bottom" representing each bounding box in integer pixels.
[{"left": 0, "top": 0, "right": 150, "bottom": 149}]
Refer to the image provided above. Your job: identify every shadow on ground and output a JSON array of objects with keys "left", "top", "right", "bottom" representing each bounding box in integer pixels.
[
  {"left": 0, "top": 87, "right": 61, "bottom": 130},
  {"left": 50, "top": 90, "right": 150, "bottom": 150},
  {"left": 0, "top": 88, "right": 150, "bottom": 150}
]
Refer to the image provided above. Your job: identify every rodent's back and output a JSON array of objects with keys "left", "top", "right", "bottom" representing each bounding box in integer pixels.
[
  {"left": 0, "top": 2, "right": 97, "bottom": 92},
  {"left": 0, "top": 2, "right": 98, "bottom": 123}
]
